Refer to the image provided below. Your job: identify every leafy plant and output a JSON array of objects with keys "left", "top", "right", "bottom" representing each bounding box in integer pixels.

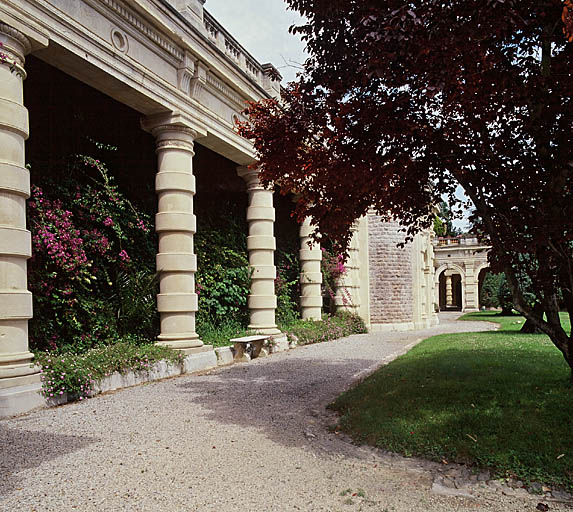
[
  {"left": 275, "top": 250, "right": 301, "bottom": 325},
  {"left": 36, "top": 342, "right": 184, "bottom": 401},
  {"left": 27, "top": 155, "right": 157, "bottom": 351}
]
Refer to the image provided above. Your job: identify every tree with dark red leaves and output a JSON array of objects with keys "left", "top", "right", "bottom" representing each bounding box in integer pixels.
[{"left": 237, "top": 1, "right": 573, "bottom": 379}]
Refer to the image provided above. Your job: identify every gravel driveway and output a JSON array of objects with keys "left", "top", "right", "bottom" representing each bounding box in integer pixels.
[{"left": 1, "top": 314, "right": 571, "bottom": 511}]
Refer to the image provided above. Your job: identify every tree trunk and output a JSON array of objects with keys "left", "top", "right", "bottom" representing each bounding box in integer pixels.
[{"left": 520, "top": 302, "right": 544, "bottom": 333}]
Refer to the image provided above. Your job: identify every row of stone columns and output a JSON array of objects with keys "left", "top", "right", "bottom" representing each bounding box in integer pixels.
[{"left": 0, "top": 21, "right": 353, "bottom": 416}]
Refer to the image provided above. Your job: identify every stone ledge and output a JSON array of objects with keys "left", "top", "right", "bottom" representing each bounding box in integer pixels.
[{"left": 43, "top": 349, "right": 217, "bottom": 410}]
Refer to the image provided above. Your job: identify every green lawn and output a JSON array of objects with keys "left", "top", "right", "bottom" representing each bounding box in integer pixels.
[{"left": 330, "top": 312, "right": 573, "bottom": 490}]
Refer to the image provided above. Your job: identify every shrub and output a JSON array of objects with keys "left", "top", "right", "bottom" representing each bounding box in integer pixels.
[
  {"left": 480, "top": 272, "right": 502, "bottom": 308},
  {"left": 195, "top": 211, "right": 251, "bottom": 327},
  {"left": 285, "top": 312, "right": 367, "bottom": 345},
  {"left": 275, "top": 250, "right": 301, "bottom": 325},
  {"left": 35, "top": 342, "right": 184, "bottom": 400},
  {"left": 28, "top": 155, "right": 157, "bottom": 352},
  {"left": 321, "top": 248, "right": 348, "bottom": 313}
]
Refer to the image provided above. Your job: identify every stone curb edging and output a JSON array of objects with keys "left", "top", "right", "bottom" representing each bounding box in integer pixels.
[{"left": 45, "top": 334, "right": 292, "bottom": 409}]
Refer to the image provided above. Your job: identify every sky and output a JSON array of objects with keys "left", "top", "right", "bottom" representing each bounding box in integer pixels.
[{"left": 204, "top": 0, "right": 308, "bottom": 83}]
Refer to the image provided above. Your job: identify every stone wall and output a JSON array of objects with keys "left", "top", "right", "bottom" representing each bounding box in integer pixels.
[{"left": 367, "top": 215, "right": 414, "bottom": 324}]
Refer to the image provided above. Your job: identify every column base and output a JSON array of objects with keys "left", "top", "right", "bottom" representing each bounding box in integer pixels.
[
  {"left": 0, "top": 376, "right": 44, "bottom": 418},
  {"left": 248, "top": 325, "right": 282, "bottom": 335},
  {"left": 156, "top": 335, "right": 203, "bottom": 352}
]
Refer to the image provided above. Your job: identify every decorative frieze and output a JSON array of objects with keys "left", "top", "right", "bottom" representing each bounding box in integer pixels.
[{"left": 206, "top": 73, "right": 244, "bottom": 106}]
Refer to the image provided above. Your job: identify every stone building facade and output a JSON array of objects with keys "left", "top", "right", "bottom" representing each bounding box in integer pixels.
[
  {"left": 433, "top": 236, "right": 491, "bottom": 311},
  {"left": 361, "top": 215, "right": 437, "bottom": 331},
  {"left": 0, "top": 0, "right": 437, "bottom": 418}
]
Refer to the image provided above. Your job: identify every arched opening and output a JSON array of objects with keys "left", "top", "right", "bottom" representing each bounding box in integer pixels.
[
  {"left": 478, "top": 267, "right": 489, "bottom": 309},
  {"left": 438, "top": 270, "right": 463, "bottom": 311}
]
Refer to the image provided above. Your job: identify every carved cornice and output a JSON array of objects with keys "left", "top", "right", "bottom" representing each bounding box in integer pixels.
[
  {"left": 206, "top": 72, "right": 244, "bottom": 107},
  {"left": 99, "top": 0, "right": 183, "bottom": 60}
]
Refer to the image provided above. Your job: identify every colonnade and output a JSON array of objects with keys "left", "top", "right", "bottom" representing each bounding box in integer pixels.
[{"left": 0, "top": 22, "right": 366, "bottom": 417}]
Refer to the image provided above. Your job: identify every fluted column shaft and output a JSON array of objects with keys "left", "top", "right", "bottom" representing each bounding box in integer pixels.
[
  {"left": 299, "top": 217, "right": 322, "bottom": 320},
  {"left": 237, "top": 167, "right": 279, "bottom": 334},
  {"left": 0, "top": 24, "right": 39, "bottom": 386},
  {"left": 150, "top": 124, "right": 202, "bottom": 350}
]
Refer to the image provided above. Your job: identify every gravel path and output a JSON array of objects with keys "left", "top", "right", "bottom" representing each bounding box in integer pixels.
[{"left": 1, "top": 314, "right": 571, "bottom": 511}]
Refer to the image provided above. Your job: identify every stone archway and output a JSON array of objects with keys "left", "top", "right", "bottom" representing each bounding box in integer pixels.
[
  {"left": 435, "top": 264, "right": 465, "bottom": 311},
  {"left": 476, "top": 264, "right": 490, "bottom": 309}
]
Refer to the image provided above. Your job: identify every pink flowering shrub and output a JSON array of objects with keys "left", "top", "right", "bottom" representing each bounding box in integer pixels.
[
  {"left": 28, "top": 155, "right": 156, "bottom": 352},
  {"left": 321, "top": 248, "right": 348, "bottom": 313}
]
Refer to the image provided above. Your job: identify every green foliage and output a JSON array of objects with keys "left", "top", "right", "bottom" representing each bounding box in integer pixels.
[
  {"left": 435, "top": 201, "right": 462, "bottom": 237},
  {"left": 275, "top": 250, "right": 301, "bottom": 325},
  {"left": 195, "top": 212, "right": 250, "bottom": 327},
  {"left": 36, "top": 342, "right": 184, "bottom": 400},
  {"left": 197, "top": 318, "right": 249, "bottom": 348},
  {"left": 331, "top": 312, "right": 573, "bottom": 491},
  {"left": 284, "top": 312, "right": 367, "bottom": 345},
  {"left": 479, "top": 272, "right": 502, "bottom": 308},
  {"left": 433, "top": 215, "right": 446, "bottom": 237},
  {"left": 496, "top": 274, "right": 516, "bottom": 315},
  {"left": 28, "top": 155, "right": 157, "bottom": 352}
]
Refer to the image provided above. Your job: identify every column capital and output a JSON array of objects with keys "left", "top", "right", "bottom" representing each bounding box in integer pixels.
[
  {"left": 237, "top": 166, "right": 266, "bottom": 191},
  {"left": 141, "top": 112, "right": 206, "bottom": 145},
  {"left": 0, "top": 23, "right": 31, "bottom": 78}
]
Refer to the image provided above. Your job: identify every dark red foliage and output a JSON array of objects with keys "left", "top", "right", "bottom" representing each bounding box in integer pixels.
[{"left": 237, "top": 0, "right": 573, "bottom": 376}]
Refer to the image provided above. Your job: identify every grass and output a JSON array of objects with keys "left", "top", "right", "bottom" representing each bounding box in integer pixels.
[{"left": 330, "top": 311, "right": 573, "bottom": 490}]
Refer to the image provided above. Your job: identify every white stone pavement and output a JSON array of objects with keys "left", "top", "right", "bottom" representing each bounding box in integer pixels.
[{"left": 1, "top": 314, "right": 571, "bottom": 512}]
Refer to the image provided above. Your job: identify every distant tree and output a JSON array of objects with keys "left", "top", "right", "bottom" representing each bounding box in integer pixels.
[
  {"left": 480, "top": 272, "right": 502, "bottom": 309},
  {"left": 238, "top": 1, "right": 573, "bottom": 381}
]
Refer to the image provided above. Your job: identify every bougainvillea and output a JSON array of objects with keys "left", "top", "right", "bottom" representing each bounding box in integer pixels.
[{"left": 28, "top": 155, "right": 156, "bottom": 351}]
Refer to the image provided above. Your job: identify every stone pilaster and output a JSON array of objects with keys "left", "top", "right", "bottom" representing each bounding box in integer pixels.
[
  {"left": 335, "top": 225, "right": 360, "bottom": 313},
  {"left": 145, "top": 122, "right": 203, "bottom": 352},
  {"left": 237, "top": 167, "right": 280, "bottom": 334},
  {"left": 464, "top": 267, "right": 479, "bottom": 311},
  {"left": 0, "top": 23, "right": 44, "bottom": 417},
  {"left": 299, "top": 217, "right": 322, "bottom": 320}
]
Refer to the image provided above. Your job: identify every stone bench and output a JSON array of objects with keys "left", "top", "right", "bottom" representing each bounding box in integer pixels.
[{"left": 230, "top": 335, "right": 270, "bottom": 363}]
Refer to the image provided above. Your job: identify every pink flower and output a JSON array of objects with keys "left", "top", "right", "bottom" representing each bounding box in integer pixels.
[
  {"left": 103, "top": 217, "right": 114, "bottom": 227},
  {"left": 118, "top": 249, "right": 130, "bottom": 263}
]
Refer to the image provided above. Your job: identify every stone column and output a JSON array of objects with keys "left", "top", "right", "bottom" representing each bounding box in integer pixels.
[
  {"left": 445, "top": 274, "right": 454, "bottom": 308},
  {"left": 0, "top": 24, "right": 43, "bottom": 417},
  {"left": 237, "top": 167, "right": 280, "bottom": 334},
  {"left": 146, "top": 123, "right": 203, "bottom": 352},
  {"left": 299, "top": 217, "right": 322, "bottom": 320}
]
